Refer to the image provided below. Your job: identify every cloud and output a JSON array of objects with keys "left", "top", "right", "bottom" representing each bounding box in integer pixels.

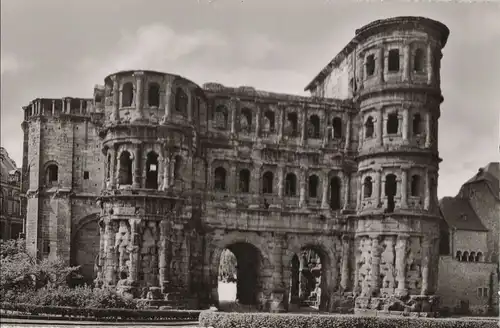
[{"left": 1, "top": 54, "right": 21, "bottom": 75}]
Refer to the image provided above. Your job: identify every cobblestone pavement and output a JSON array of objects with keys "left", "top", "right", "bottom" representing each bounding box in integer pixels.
[{"left": 0, "top": 319, "right": 200, "bottom": 328}]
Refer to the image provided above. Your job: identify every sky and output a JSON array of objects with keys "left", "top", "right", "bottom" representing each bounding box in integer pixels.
[{"left": 1, "top": 0, "right": 499, "bottom": 198}]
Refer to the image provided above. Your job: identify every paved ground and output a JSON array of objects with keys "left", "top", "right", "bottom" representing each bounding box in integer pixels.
[{"left": 0, "top": 318, "right": 200, "bottom": 328}]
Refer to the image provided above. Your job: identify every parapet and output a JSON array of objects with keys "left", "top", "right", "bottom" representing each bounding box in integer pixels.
[{"left": 22, "top": 97, "right": 99, "bottom": 121}]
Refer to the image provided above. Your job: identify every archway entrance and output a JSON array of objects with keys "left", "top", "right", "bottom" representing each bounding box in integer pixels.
[
  {"left": 289, "top": 247, "right": 325, "bottom": 312},
  {"left": 71, "top": 218, "right": 100, "bottom": 285},
  {"left": 217, "top": 242, "right": 261, "bottom": 309}
]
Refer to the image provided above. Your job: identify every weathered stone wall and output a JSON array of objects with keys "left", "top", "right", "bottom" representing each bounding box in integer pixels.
[
  {"left": 453, "top": 230, "right": 488, "bottom": 258},
  {"left": 437, "top": 256, "right": 498, "bottom": 315}
]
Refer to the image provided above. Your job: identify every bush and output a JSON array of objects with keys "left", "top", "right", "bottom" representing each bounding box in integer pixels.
[{"left": 198, "top": 311, "right": 498, "bottom": 328}]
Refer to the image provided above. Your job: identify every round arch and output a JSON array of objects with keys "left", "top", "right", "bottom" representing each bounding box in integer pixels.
[{"left": 71, "top": 213, "right": 101, "bottom": 284}]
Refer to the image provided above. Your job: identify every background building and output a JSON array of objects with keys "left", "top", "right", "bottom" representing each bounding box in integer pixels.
[
  {"left": 438, "top": 162, "right": 499, "bottom": 315},
  {"left": 0, "top": 147, "right": 24, "bottom": 240}
]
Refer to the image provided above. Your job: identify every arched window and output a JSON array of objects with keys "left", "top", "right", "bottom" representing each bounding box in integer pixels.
[
  {"left": 363, "top": 177, "right": 373, "bottom": 198},
  {"left": 118, "top": 151, "right": 132, "bottom": 185},
  {"left": 388, "top": 49, "right": 400, "bottom": 72},
  {"left": 145, "top": 151, "right": 159, "bottom": 189},
  {"left": 385, "top": 174, "right": 397, "bottom": 213},
  {"left": 215, "top": 106, "right": 228, "bottom": 130},
  {"left": 461, "top": 251, "right": 469, "bottom": 262},
  {"left": 239, "top": 169, "right": 250, "bottom": 193},
  {"left": 122, "top": 83, "right": 134, "bottom": 107},
  {"left": 262, "top": 171, "right": 274, "bottom": 194},
  {"left": 366, "top": 54, "right": 375, "bottom": 76},
  {"left": 148, "top": 83, "right": 160, "bottom": 107},
  {"left": 387, "top": 113, "right": 399, "bottom": 134},
  {"left": 469, "top": 251, "right": 476, "bottom": 262},
  {"left": 330, "top": 176, "right": 341, "bottom": 210},
  {"left": 475, "top": 252, "right": 483, "bottom": 262},
  {"left": 285, "top": 173, "right": 297, "bottom": 196},
  {"left": 286, "top": 113, "right": 298, "bottom": 136},
  {"left": 412, "top": 113, "right": 422, "bottom": 135},
  {"left": 264, "top": 111, "right": 275, "bottom": 132},
  {"left": 365, "top": 116, "right": 374, "bottom": 138},
  {"left": 174, "top": 155, "right": 182, "bottom": 180},
  {"left": 455, "top": 251, "right": 462, "bottom": 261},
  {"left": 411, "top": 175, "right": 421, "bottom": 197},
  {"left": 308, "top": 115, "right": 320, "bottom": 139},
  {"left": 241, "top": 108, "right": 252, "bottom": 133},
  {"left": 46, "top": 164, "right": 59, "bottom": 186},
  {"left": 414, "top": 48, "right": 425, "bottom": 72},
  {"left": 175, "top": 88, "right": 188, "bottom": 113},
  {"left": 308, "top": 175, "right": 319, "bottom": 198},
  {"left": 107, "top": 153, "right": 111, "bottom": 180},
  {"left": 214, "top": 167, "right": 227, "bottom": 191},
  {"left": 332, "top": 117, "right": 342, "bottom": 139}
]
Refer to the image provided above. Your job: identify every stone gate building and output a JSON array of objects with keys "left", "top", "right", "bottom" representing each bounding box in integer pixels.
[{"left": 21, "top": 16, "right": 449, "bottom": 314}]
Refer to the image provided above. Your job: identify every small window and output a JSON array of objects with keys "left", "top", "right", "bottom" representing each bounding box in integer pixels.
[
  {"left": 365, "top": 117, "right": 374, "bottom": 138},
  {"left": 263, "top": 111, "right": 275, "bottom": 132},
  {"left": 46, "top": 164, "right": 59, "bottom": 186},
  {"left": 387, "top": 113, "right": 399, "bottom": 134},
  {"left": 412, "top": 113, "right": 422, "bottom": 135},
  {"left": 122, "top": 83, "right": 134, "bottom": 107},
  {"left": 363, "top": 177, "right": 373, "bottom": 198},
  {"left": 43, "top": 240, "right": 50, "bottom": 255},
  {"left": 214, "top": 167, "right": 227, "bottom": 191},
  {"left": 145, "top": 151, "right": 159, "bottom": 189},
  {"left": 285, "top": 173, "right": 297, "bottom": 196},
  {"left": 84, "top": 171, "right": 90, "bottom": 180},
  {"left": 414, "top": 48, "right": 425, "bottom": 72},
  {"left": 215, "top": 106, "right": 229, "bottom": 130},
  {"left": 366, "top": 54, "right": 375, "bottom": 76},
  {"left": 308, "top": 115, "right": 320, "bottom": 139},
  {"left": 175, "top": 88, "right": 188, "bottom": 113},
  {"left": 385, "top": 174, "right": 397, "bottom": 213},
  {"left": 455, "top": 251, "right": 462, "bottom": 261},
  {"left": 286, "top": 113, "right": 298, "bottom": 136},
  {"left": 240, "top": 108, "right": 252, "bottom": 133},
  {"left": 174, "top": 155, "right": 182, "bottom": 180},
  {"left": 239, "top": 169, "right": 250, "bottom": 193},
  {"left": 148, "top": 83, "right": 160, "bottom": 107},
  {"left": 118, "top": 151, "right": 133, "bottom": 185},
  {"left": 332, "top": 117, "right": 342, "bottom": 139},
  {"left": 388, "top": 49, "right": 400, "bottom": 72},
  {"left": 410, "top": 175, "right": 420, "bottom": 196},
  {"left": 262, "top": 171, "right": 274, "bottom": 194},
  {"left": 308, "top": 175, "right": 319, "bottom": 198}
]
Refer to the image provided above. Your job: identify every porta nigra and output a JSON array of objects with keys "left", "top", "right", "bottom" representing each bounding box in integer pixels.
[{"left": 21, "top": 16, "right": 448, "bottom": 315}]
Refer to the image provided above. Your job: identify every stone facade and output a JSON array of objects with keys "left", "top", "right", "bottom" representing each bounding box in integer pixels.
[
  {"left": 21, "top": 16, "right": 449, "bottom": 314},
  {"left": 0, "top": 147, "right": 24, "bottom": 240}
]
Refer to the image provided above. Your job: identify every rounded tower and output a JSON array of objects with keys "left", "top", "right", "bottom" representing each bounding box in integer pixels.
[
  {"left": 96, "top": 70, "right": 206, "bottom": 299},
  {"left": 352, "top": 17, "right": 449, "bottom": 314}
]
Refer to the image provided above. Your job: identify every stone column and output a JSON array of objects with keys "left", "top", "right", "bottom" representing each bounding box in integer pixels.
[
  {"left": 109, "top": 147, "right": 116, "bottom": 188},
  {"left": 395, "top": 234, "right": 409, "bottom": 297},
  {"left": 187, "top": 93, "right": 193, "bottom": 123},
  {"left": 158, "top": 219, "right": 169, "bottom": 288},
  {"left": 299, "top": 167, "right": 307, "bottom": 208},
  {"left": 376, "top": 107, "right": 383, "bottom": 146},
  {"left": 230, "top": 98, "right": 238, "bottom": 134},
  {"left": 403, "top": 42, "right": 411, "bottom": 82},
  {"left": 400, "top": 166, "right": 408, "bottom": 209},
  {"left": 427, "top": 43, "right": 434, "bottom": 85},
  {"left": 230, "top": 166, "right": 237, "bottom": 194},
  {"left": 321, "top": 170, "right": 329, "bottom": 209},
  {"left": 358, "top": 55, "right": 365, "bottom": 89},
  {"left": 356, "top": 174, "right": 362, "bottom": 210},
  {"left": 132, "top": 143, "right": 141, "bottom": 188},
  {"left": 344, "top": 115, "right": 351, "bottom": 152},
  {"left": 112, "top": 76, "right": 120, "bottom": 121},
  {"left": 424, "top": 169, "right": 431, "bottom": 211},
  {"left": 420, "top": 236, "right": 431, "bottom": 295},
  {"left": 300, "top": 107, "right": 308, "bottom": 146},
  {"left": 66, "top": 99, "right": 71, "bottom": 114},
  {"left": 370, "top": 235, "right": 381, "bottom": 296},
  {"left": 322, "top": 111, "right": 329, "bottom": 147},
  {"left": 377, "top": 47, "right": 384, "bottom": 83},
  {"left": 104, "top": 219, "right": 117, "bottom": 286},
  {"left": 342, "top": 172, "right": 351, "bottom": 211},
  {"left": 255, "top": 106, "right": 261, "bottom": 137},
  {"left": 79, "top": 100, "right": 83, "bottom": 114},
  {"left": 425, "top": 111, "right": 432, "bottom": 148},
  {"left": 278, "top": 104, "right": 285, "bottom": 142},
  {"left": 340, "top": 235, "right": 351, "bottom": 292},
  {"left": 374, "top": 168, "right": 382, "bottom": 208},
  {"left": 269, "top": 233, "right": 286, "bottom": 312},
  {"left": 402, "top": 106, "right": 409, "bottom": 143},
  {"left": 128, "top": 219, "right": 140, "bottom": 284},
  {"left": 134, "top": 72, "right": 145, "bottom": 120},
  {"left": 278, "top": 165, "right": 285, "bottom": 197},
  {"left": 162, "top": 76, "right": 174, "bottom": 122},
  {"left": 51, "top": 100, "right": 55, "bottom": 115}
]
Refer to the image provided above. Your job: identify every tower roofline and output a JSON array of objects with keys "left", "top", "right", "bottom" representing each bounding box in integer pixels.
[{"left": 304, "top": 16, "right": 450, "bottom": 92}]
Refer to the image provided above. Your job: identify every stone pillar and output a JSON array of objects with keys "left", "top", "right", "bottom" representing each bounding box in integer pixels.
[
  {"left": 299, "top": 167, "right": 307, "bottom": 208},
  {"left": 66, "top": 99, "right": 71, "bottom": 114},
  {"left": 427, "top": 43, "right": 434, "bottom": 85},
  {"left": 374, "top": 169, "right": 382, "bottom": 208},
  {"left": 230, "top": 98, "right": 238, "bottom": 134},
  {"left": 162, "top": 76, "right": 174, "bottom": 121},
  {"left": 403, "top": 42, "right": 411, "bottom": 82},
  {"left": 162, "top": 157, "right": 171, "bottom": 190},
  {"left": 400, "top": 166, "right": 408, "bottom": 209},
  {"left": 370, "top": 235, "right": 381, "bottom": 296},
  {"left": 112, "top": 76, "right": 120, "bottom": 121},
  {"left": 51, "top": 100, "right": 55, "bottom": 115},
  {"left": 104, "top": 219, "right": 117, "bottom": 286},
  {"left": 340, "top": 235, "right": 351, "bottom": 292},
  {"left": 322, "top": 111, "right": 329, "bottom": 147},
  {"left": 255, "top": 106, "right": 261, "bottom": 137},
  {"left": 132, "top": 143, "right": 141, "bottom": 188},
  {"left": 424, "top": 169, "right": 431, "bottom": 211},
  {"left": 128, "top": 219, "right": 140, "bottom": 284},
  {"left": 376, "top": 107, "right": 383, "bottom": 146},
  {"left": 321, "top": 170, "right": 329, "bottom": 209},
  {"left": 358, "top": 55, "right": 365, "bottom": 89},
  {"left": 356, "top": 174, "right": 362, "bottom": 211},
  {"left": 377, "top": 47, "right": 384, "bottom": 83},
  {"left": 79, "top": 100, "right": 83, "bottom": 114},
  {"left": 269, "top": 233, "right": 286, "bottom": 312},
  {"left": 158, "top": 219, "right": 169, "bottom": 288},
  {"left": 421, "top": 236, "right": 431, "bottom": 295},
  {"left": 342, "top": 173, "right": 351, "bottom": 211},
  {"left": 402, "top": 106, "right": 410, "bottom": 143},
  {"left": 425, "top": 112, "right": 432, "bottom": 148},
  {"left": 230, "top": 166, "right": 237, "bottom": 194},
  {"left": 344, "top": 115, "right": 351, "bottom": 152},
  {"left": 135, "top": 72, "right": 145, "bottom": 120},
  {"left": 278, "top": 165, "right": 285, "bottom": 198},
  {"left": 300, "top": 107, "right": 307, "bottom": 146},
  {"left": 278, "top": 104, "right": 285, "bottom": 142},
  {"left": 187, "top": 93, "right": 193, "bottom": 123},
  {"left": 109, "top": 147, "right": 116, "bottom": 188},
  {"left": 395, "top": 234, "right": 409, "bottom": 297}
]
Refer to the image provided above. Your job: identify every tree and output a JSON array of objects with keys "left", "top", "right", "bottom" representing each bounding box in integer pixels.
[{"left": 218, "top": 249, "right": 237, "bottom": 282}]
